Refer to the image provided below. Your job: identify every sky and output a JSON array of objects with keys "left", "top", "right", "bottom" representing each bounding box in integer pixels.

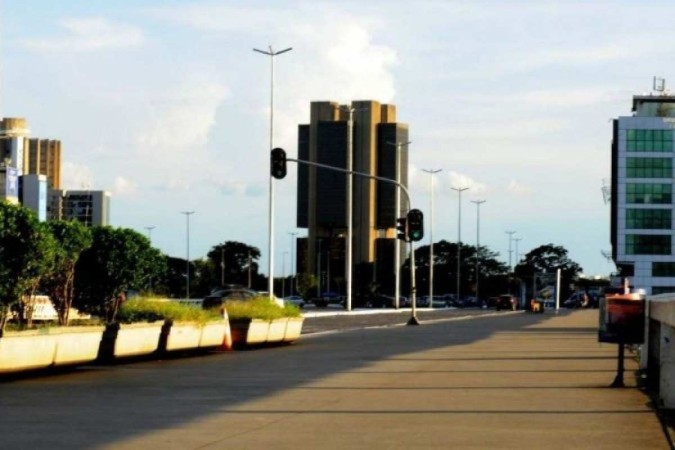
[{"left": 2, "top": 0, "right": 673, "bottom": 278}]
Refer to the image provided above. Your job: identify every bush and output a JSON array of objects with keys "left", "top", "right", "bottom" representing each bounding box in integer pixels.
[
  {"left": 224, "top": 297, "right": 301, "bottom": 321},
  {"left": 117, "top": 298, "right": 222, "bottom": 324}
]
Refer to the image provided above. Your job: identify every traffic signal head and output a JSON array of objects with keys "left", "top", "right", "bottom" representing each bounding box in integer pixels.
[
  {"left": 396, "top": 217, "right": 408, "bottom": 241},
  {"left": 407, "top": 209, "right": 424, "bottom": 242},
  {"left": 270, "top": 147, "right": 287, "bottom": 179}
]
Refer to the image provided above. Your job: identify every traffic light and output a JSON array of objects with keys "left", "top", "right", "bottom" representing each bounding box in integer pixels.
[
  {"left": 407, "top": 209, "right": 424, "bottom": 242},
  {"left": 270, "top": 147, "right": 287, "bottom": 179},
  {"left": 396, "top": 217, "right": 408, "bottom": 241}
]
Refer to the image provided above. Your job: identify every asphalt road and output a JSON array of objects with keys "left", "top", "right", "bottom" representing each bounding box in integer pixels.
[{"left": 0, "top": 309, "right": 669, "bottom": 449}]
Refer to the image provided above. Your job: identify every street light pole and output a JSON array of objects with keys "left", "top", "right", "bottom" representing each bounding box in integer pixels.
[
  {"left": 253, "top": 45, "right": 292, "bottom": 302},
  {"left": 423, "top": 168, "right": 442, "bottom": 308},
  {"left": 471, "top": 200, "right": 486, "bottom": 301},
  {"left": 144, "top": 226, "right": 155, "bottom": 242},
  {"left": 452, "top": 187, "right": 469, "bottom": 303},
  {"left": 514, "top": 237, "right": 522, "bottom": 267},
  {"left": 180, "top": 211, "right": 195, "bottom": 300},
  {"left": 288, "top": 232, "right": 298, "bottom": 296},
  {"left": 341, "top": 106, "right": 356, "bottom": 311},
  {"left": 505, "top": 230, "right": 516, "bottom": 271},
  {"left": 387, "top": 140, "right": 411, "bottom": 309},
  {"left": 282, "top": 251, "right": 288, "bottom": 298}
]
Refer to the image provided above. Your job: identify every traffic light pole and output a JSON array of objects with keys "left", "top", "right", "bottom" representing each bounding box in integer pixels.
[{"left": 287, "top": 156, "right": 420, "bottom": 324}]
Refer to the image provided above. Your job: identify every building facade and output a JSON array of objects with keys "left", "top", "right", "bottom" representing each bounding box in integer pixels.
[
  {"left": 49, "top": 190, "right": 111, "bottom": 226},
  {"left": 296, "top": 100, "right": 409, "bottom": 296},
  {"left": 611, "top": 95, "right": 675, "bottom": 294}
]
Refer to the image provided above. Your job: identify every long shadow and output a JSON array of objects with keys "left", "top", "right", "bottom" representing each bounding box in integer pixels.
[{"left": 0, "top": 310, "right": 620, "bottom": 448}]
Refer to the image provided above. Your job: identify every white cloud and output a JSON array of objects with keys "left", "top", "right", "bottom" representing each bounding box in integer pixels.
[
  {"left": 448, "top": 171, "right": 487, "bottom": 194},
  {"left": 22, "top": 18, "right": 144, "bottom": 52},
  {"left": 61, "top": 162, "right": 94, "bottom": 190},
  {"left": 507, "top": 180, "right": 532, "bottom": 197},
  {"left": 137, "top": 78, "right": 229, "bottom": 150},
  {"left": 113, "top": 177, "right": 137, "bottom": 197}
]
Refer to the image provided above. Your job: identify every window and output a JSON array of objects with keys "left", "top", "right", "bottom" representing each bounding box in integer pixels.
[
  {"left": 626, "top": 183, "right": 672, "bottom": 204},
  {"left": 626, "top": 209, "right": 671, "bottom": 229},
  {"left": 626, "top": 157, "right": 672, "bottom": 178},
  {"left": 626, "top": 129, "right": 673, "bottom": 152},
  {"left": 625, "top": 234, "right": 671, "bottom": 255},
  {"left": 653, "top": 262, "right": 675, "bottom": 277},
  {"left": 652, "top": 286, "right": 675, "bottom": 295}
]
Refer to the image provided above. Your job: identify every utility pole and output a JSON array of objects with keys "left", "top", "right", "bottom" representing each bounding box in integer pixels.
[
  {"left": 471, "top": 200, "right": 486, "bottom": 301},
  {"left": 452, "top": 187, "right": 469, "bottom": 302},
  {"left": 423, "top": 168, "right": 442, "bottom": 307}
]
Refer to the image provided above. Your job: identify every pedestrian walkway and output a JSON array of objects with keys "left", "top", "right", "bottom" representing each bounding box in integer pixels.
[{"left": 102, "top": 309, "right": 669, "bottom": 449}]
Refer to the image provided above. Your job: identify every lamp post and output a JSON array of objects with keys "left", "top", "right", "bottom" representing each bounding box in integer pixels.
[
  {"left": 423, "top": 168, "right": 442, "bottom": 307},
  {"left": 144, "top": 226, "right": 155, "bottom": 242},
  {"left": 288, "top": 232, "right": 298, "bottom": 296},
  {"left": 253, "top": 45, "right": 292, "bottom": 302},
  {"left": 471, "top": 200, "right": 486, "bottom": 301},
  {"left": 505, "top": 230, "right": 516, "bottom": 271},
  {"left": 387, "top": 140, "right": 412, "bottom": 309},
  {"left": 514, "top": 237, "right": 522, "bottom": 267},
  {"left": 452, "top": 187, "right": 469, "bottom": 302},
  {"left": 282, "top": 251, "right": 288, "bottom": 298},
  {"left": 220, "top": 244, "right": 226, "bottom": 287},
  {"left": 341, "top": 106, "right": 356, "bottom": 311},
  {"left": 180, "top": 211, "right": 195, "bottom": 300}
]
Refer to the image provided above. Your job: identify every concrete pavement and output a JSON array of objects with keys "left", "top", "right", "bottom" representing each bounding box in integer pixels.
[{"left": 0, "top": 309, "right": 670, "bottom": 449}]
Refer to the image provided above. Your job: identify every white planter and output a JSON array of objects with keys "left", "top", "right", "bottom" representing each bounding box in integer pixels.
[
  {"left": 284, "top": 317, "right": 304, "bottom": 342},
  {"left": 109, "top": 322, "right": 163, "bottom": 358},
  {"left": 0, "top": 329, "right": 57, "bottom": 373},
  {"left": 230, "top": 319, "right": 269, "bottom": 346},
  {"left": 199, "top": 320, "right": 231, "bottom": 348},
  {"left": 53, "top": 326, "right": 105, "bottom": 366},
  {"left": 267, "top": 318, "right": 288, "bottom": 343},
  {"left": 164, "top": 321, "right": 202, "bottom": 351}
]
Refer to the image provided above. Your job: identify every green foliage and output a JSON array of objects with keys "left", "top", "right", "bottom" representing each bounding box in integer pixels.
[
  {"left": 514, "top": 244, "right": 583, "bottom": 298},
  {"left": 42, "top": 220, "right": 93, "bottom": 326},
  {"left": 117, "top": 298, "right": 222, "bottom": 324},
  {"left": 74, "top": 226, "right": 167, "bottom": 323},
  {"left": 0, "top": 202, "right": 57, "bottom": 330},
  {"left": 204, "top": 241, "right": 261, "bottom": 290},
  {"left": 223, "top": 297, "right": 301, "bottom": 321}
]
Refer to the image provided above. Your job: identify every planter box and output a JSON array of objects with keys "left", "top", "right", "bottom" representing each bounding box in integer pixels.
[
  {"left": 0, "top": 329, "right": 58, "bottom": 373},
  {"left": 267, "top": 318, "right": 288, "bottom": 343},
  {"left": 229, "top": 317, "right": 304, "bottom": 348},
  {"left": 163, "top": 321, "right": 202, "bottom": 352},
  {"left": 53, "top": 326, "right": 105, "bottom": 366},
  {"left": 284, "top": 317, "right": 305, "bottom": 342},
  {"left": 199, "top": 320, "right": 231, "bottom": 349},
  {"left": 100, "top": 322, "right": 163, "bottom": 360},
  {"left": 230, "top": 319, "right": 270, "bottom": 346}
]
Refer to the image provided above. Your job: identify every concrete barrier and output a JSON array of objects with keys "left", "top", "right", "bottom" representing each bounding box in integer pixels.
[{"left": 645, "top": 294, "right": 675, "bottom": 409}]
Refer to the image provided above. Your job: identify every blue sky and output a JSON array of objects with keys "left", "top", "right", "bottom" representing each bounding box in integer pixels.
[{"left": 2, "top": 0, "right": 673, "bottom": 277}]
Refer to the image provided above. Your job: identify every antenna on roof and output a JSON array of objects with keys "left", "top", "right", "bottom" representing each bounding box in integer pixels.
[
  {"left": 601, "top": 179, "right": 611, "bottom": 204},
  {"left": 653, "top": 76, "right": 666, "bottom": 94}
]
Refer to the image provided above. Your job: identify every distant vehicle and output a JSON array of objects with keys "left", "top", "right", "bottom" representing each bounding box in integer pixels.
[
  {"left": 202, "top": 286, "right": 259, "bottom": 309},
  {"left": 312, "top": 292, "right": 342, "bottom": 307},
  {"left": 284, "top": 295, "right": 306, "bottom": 309},
  {"left": 563, "top": 292, "right": 592, "bottom": 309},
  {"left": 496, "top": 294, "right": 518, "bottom": 311},
  {"left": 432, "top": 296, "right": 450, "bottom": 308}
]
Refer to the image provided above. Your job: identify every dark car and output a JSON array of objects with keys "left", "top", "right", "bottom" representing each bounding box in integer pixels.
[
  {"left": 202, "top": 286, "right": 258, "bottom": 309},
  {"left": 496, "top": 294, "right": 518, "bottom": 311}
]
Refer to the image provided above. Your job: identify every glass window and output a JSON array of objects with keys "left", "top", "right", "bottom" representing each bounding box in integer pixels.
[
  {"left": 652, "top": 286, "right": 675, "bottom": 295},
  {"left": 653, "top": 262, "right": 675, "bottom": 277},
  {"left": 626, "top": 209, "right": 671, "bottom": 229},
  {"left": 626, "top": 183, "right": 672, "bottom": 204},
  {"left": 625, "top": 234, "right": 671, "bottom": 255},
  {"left": 626, "top": 128, "right": 674, "bottom": 152},
  {"left": 626, "top": 158, "right": 672, "bottom": 178}
]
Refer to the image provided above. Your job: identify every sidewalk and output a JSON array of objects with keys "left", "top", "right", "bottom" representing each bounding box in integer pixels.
[{"left": 103, "top": 309, "right": 670, "bottom": 449}]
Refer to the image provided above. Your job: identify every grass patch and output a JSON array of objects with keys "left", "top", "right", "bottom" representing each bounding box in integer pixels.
[
  {"left": 224, "top": 297, "right": 301, "bottom": 321},
  {"left": 118, "top": 298, "right": 222, "bottom": 324}
]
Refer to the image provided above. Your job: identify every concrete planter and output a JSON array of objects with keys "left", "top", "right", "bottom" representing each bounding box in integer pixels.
[
  {"left": 229, "top": 317, "right": 303, "bottom": 348},
  {"left": 99, "top": 322, "right": 163, "bottom": 361},
  {"left": 0, "top": 329, "right": 58, "bottom": 373},
  {"left": 0, "top": 325, "right": 105, "bottom": 373},
  {"left": 267, "top": 318, "right": 288, "bottom": 343},
  {"left": 199, "top": 320, "right": 231, "bottom": 349},
  {"left": 53, "top": 326, "right": 105, "bottom": 366},
  {"left": 284, "top": 317, "right": 305, "bottom": 342},
  {"left": 162, "top": 321, "right": 202, "bottom": 352}
]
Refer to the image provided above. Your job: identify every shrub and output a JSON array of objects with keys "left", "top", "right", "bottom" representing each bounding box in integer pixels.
[
  {"left": 117, "top": 298, "right": 222, "bottom": 324},
  {"left": 224, "top": 297, "right": 301, "bottom": 321}
]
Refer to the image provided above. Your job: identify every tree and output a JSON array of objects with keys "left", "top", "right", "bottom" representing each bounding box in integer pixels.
[
  {"left": 74, "top": 226, "right": 166, "bottom": 323},
  {"left": 42, "top": 220, "right": 93, "bottom": 325},
  {"left": 205, "top": 241, "right": 261, "bottom": 289},
  {"left": 0, "top": 202, "right": 56, "bottom": 331},
  {"left": 514, "top": 244, "right": 583, "bottom": 298}
]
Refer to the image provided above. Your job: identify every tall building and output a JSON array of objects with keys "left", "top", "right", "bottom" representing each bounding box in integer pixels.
[
  {"left": 611, "top": 93, "right": 675, "bottom": 294},
  {"left": 49, "top": 190, "right": 111, "bottom": 226},
  {"left": 0, "top": 117, "right": 29, "bottom": 174},
  {"left": 26, "top": 138, "right": 62, "bottom": 189},
  {"left": 297, "top": 100, "right": 409, "bottom": 296}
]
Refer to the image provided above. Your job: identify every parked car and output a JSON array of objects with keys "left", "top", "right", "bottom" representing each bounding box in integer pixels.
[
  {"left": 312, "top": 292, "right": 343, "bottom": 307},
  {"left": 496, "top": 294, "right": 518, "bottom": 311},
  {"left": 432, "top": 296, "right": 450, "bottom": 308},
  {"left": 284, "top": 295, "right": 306, "bottom": 308},
  {"left": 202, "top": 286, "right": 259, "bottom": 309}
]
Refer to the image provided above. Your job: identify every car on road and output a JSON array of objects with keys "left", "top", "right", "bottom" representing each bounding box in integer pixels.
[
  {"left": 284, "top": 295, "right": 306, "bottom": 308},
  {"left": 495, "top": 294, "right": 519, "bottom": 311},
  {"left": 202, "top": 286, "right": 259, "bottom": 309}
]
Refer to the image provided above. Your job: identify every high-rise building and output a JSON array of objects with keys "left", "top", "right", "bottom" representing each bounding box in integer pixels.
[
  {"left": 611, "top": 93, "right": 675, "bottom": 294},
  {"left": 0, "top": 117, "right": 29, "bottom": 174},
  {"left": 49, "top": 189, "right": 111, "bottom": 226},
  {"left": 297, "top": 100, "right": 409, "bottom": 296},
  {"left": 26, "top": 138, "right": 62, "bottom": 189}
]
